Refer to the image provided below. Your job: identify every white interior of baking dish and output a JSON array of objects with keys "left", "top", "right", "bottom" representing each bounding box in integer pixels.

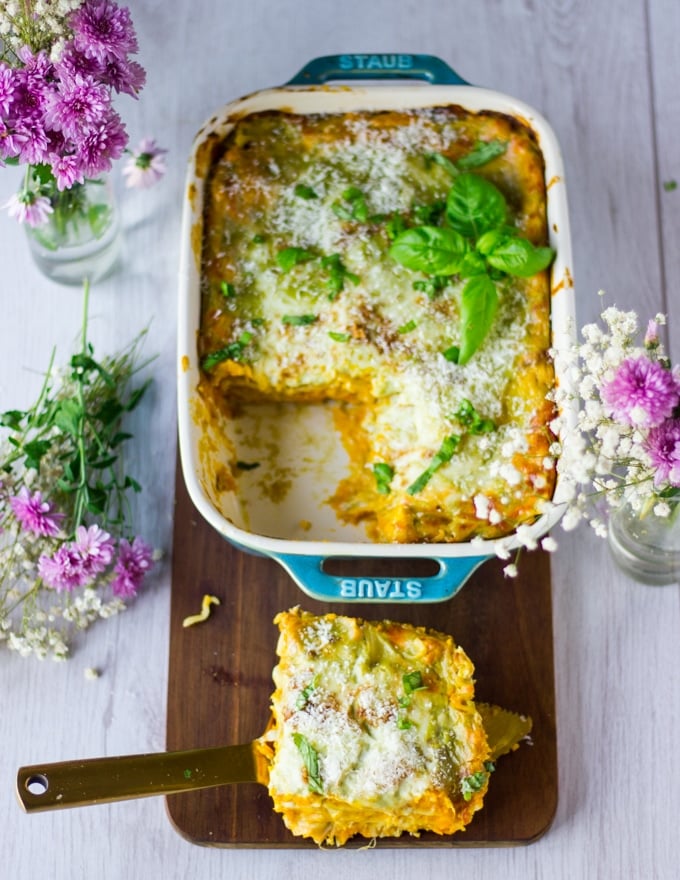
[{"left": 177, "top": 84, "right": 575, "bottom": 560}]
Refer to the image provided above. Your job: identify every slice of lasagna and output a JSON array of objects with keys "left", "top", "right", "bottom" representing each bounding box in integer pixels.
[{"left": 260, "top": 607, "right": 493, "bottom": 845}]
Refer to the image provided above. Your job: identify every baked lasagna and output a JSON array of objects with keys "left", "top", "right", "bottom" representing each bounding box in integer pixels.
[
  {"left": 198, "top": 105, "right": 556, "bottom": 542},
  {"left": 260, "top": 607, "right": 493, "bottom": 845}
]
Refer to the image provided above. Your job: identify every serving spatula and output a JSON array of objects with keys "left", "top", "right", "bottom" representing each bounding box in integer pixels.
[{"left": 16, "top": 704, "right": 531, "bottom": 813}]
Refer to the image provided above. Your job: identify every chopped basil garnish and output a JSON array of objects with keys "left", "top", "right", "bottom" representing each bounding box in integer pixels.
[
  {"left": 372, "top": 462, "right": 394, "bottom": 495},
  {"left": 396, "top": 717, "right": 413, "bottom": 730},
  {"left": 277, "top": 246, "right": 315, "bottom": 272},
  {"left": 282, "top": 314, "right": 318, "bottom": 326},
  {"left": 220, "top": 280, "right": 236, "bottom": 298},
  {"left": 292, "top": 733, "right": 323, "bottom": 794},
  {"left": 398, "top": 319, "right": 417, "bottom": 335},
  {"left": 402, "top": 670, "right": 426, "bottom": 694},
  {"left": 454, "top": 398, "right": 495, "bottom": 434},
  {"left": 460, "top": 769, "right": 490, "bottom": 801},
  {"left": 296, "top": 681, "right": 316, "bottom": 709},
  {"left": 442, "top": 345, "right": 460, "bottom": 363},
  {"left": 332, "top": 186, "right": 368, "bottom": 222},
  {"left": 201, "top": 331, "right": 253, "bottom": 371},
  {"left": 328, "top": 331, "right": 352, "bottom": 343},
  {"left": 321, "top": 253, "right": 359, "bottom": 299},
  {"left": 294, "top": 183, "right": 318, "bottom": 199},
  {"left": 406, "top": 435, "right": 460, "bottom": 495}
]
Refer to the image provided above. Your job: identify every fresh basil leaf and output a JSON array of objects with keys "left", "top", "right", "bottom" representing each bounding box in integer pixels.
[
  {"left": 446, "top": 173, "right": 507, "bottom": 238},
  {"left": 485, "top": 236, "right": 555, "bottom": 277},
  {"left": 458, "top": 274, "right": 499, "bottom": 365},
  {"left": 276, "top": 247, "right": 315, "bottom": 272},
  {"left": 456, "top": 139, "right": 508, "bottom": 170},
  {"left": 458, "top": 250, "right": 488, "bottom": 278},
  {"left": 389, "top": 225, "right": 468, "bottom": 276},
  {"left": 442, "top": 345, "right": 459, "bottom": 363},
  {"left": 292, "top": 733, "right": 324, "bottom": 794},
  {"left": 220, "top": 280, "right": 236, "bottom": 298}
]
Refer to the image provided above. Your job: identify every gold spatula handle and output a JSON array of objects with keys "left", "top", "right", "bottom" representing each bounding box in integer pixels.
[{"left": 16, "top": 741, "right": 265, "bottom": 812}]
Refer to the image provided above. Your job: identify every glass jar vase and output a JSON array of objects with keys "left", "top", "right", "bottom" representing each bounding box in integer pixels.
[
  {"left": 24, "top": 176, "right": 122, "bottom": 285},
  {"left": 607, "top": 500, "right": 680, "bottom": 585}
]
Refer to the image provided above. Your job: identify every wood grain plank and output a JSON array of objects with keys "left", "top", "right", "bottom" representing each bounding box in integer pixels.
[{"left": 166, "top": 455, "right": 557, "bottom": 847}]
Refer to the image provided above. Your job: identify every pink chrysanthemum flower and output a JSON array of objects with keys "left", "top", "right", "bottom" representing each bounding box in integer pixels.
[
  {"left": 600, "top": 356, "right": 680, "bottom": 428},
  {"left": 70, "top": 0, "right": 139, "bottom": 63},
  {"left": 44, "top": 72, "right": 110, "bottom": 140},
  {"left": 0, "top": 64, "right": 17, "bottom": 116},
  {"left": 38, "top": 545, "right": 90, "bottom": 592},
  {"left": 51, "top": 153, "right": 86, "bottom": 190},
  {"left": 111, "top": 536, "right": 153, "bottom": 598},
  {"left": 97, "top": 56, "right": 146, "bottom": 96},
  {"left": 122, "top": 137, "right": 167, "bottom": 189},
  {"left": 77, "top": 109, "right": 127, "bottom": 176},
  {"left": 2, "top": 190, "right": 53, "bottom": 226},
  {"left": 9, "top": 487, "right": 64, "bottom": 537},
  {"left": 72, "top": 524, "right": 115, "bottom": 577},
  {"left": 645, "top": 419, "right": 680, "bottom": 487}
]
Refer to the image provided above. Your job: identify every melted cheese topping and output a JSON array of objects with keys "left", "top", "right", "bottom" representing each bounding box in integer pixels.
[
  {"left": 261, "top": 608, "right": 490, "bottom": 845},
  {"left": 199, "top": 107, "right": 555, "bottom": 542}
]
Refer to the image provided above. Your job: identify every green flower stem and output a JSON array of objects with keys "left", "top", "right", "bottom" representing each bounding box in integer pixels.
[{"left": 71, "top": 280, "right": 92, "bottom": 533}]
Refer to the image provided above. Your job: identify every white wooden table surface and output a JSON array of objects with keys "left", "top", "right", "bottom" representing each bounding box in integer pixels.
[{"left": 2, "top": 1, "right": 679, "bottom": 877}]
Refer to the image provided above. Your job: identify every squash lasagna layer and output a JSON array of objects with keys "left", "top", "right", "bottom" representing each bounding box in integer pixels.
[
  {"left": 260, "top": 607, "right": 491, "bottom": 845},
  {"left": 199, "top": 106, "right": 555, "bottom": 542}
]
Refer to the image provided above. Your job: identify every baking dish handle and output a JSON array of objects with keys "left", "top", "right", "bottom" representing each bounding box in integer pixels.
[
  {"left": 274, "top": 553, "right": 490, "bottom": 603},
  {"left": 287, "top": 54, "right": 469, "bottom": 86}
]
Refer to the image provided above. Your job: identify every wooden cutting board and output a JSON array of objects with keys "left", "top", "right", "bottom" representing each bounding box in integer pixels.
[{"left": 166, "top": 456, "right": 558, "bottom": 847}]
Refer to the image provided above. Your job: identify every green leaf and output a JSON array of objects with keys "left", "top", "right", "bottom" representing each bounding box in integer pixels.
[
  {"left": 0, "top": 409, "right": 25, "bottom": 430},
  {"left": 22, "top": 439, "right": 52, "bottom": 471},
  {"left": 456, "top": 139, "right": 508, "bottom": 170},
  {"left": 446, "top": 173, "right": 507, "bottom": 238},
  {"left": 276, "top": 247, "right": 315, "bottom": 272},
  {"left": 372, "top": 462, "right": 394, "bottom": 495},
  {"left": 54, "top": 398, "right": 83, "bottom": 437},
  {"left": 220, "top": 280, "right": 236, "bottom": 298},
  {"left": 458, "top": 274, "right": 499, "bottom": 365},
  {"left": 236, "top": 460, "right": 260, "bottom": 471},
  {"left": 292, "top": 733, "right": 324, "bottom": 794},
  {"left": 485, "top": 236, "right": 555, "bottom": 277},
  {"left": 442, "top": 345, "right": 459, "bottom": 363},
  {"left": 328, "top": 331, "right": 352, "bottom": 343},
  {"left": 389, "top": 226, "right": 468, "bottom": 275}
]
